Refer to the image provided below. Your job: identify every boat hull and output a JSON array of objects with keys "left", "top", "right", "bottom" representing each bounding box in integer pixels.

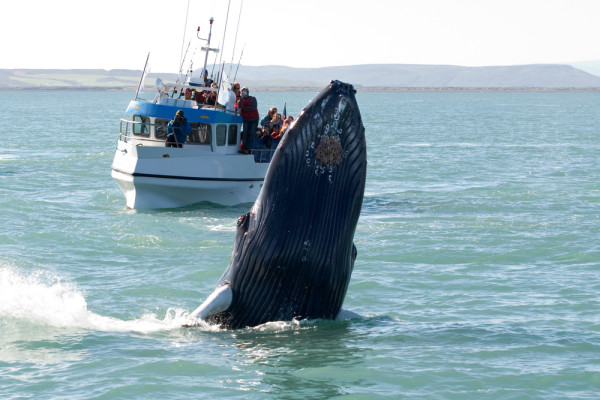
[
  {"left": 111, "top": 141, "right": 271, "bottom": 209},
  {"left": 111, "top": 168, "right": 265, "bottom": 209}
]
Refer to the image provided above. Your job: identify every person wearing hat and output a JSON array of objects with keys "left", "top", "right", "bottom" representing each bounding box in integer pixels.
[
  {"left": 236, "top": 87, "right": 259, "bottom": 154},
  {"left": 260, "top": 107, "right": 278, "bottom": 128},
  {"left": 165, "top": 110, "right": 192, "bottom": 148}
]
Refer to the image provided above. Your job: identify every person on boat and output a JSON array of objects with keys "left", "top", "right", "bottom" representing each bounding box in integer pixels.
[
  {"left": 205, "top": 82, "right": 218, "bottom": 105},
  {"left": 261, "top": 109, "right": 282, "bottom": 138},
  {"left": 202, "top": 69, "right": 209, "bottom": 86},
  {"left": 184, "top": 89, "right": 199, "bottom": 103},
  {"left": 260, "top": 107, "right": 277, "bottom": 128},
  {"left": 232, "top": 82, "right": 241, "bottom": 103},
  {"left": 277, "top": 115, "right": 293, "bottom": 139},
  {"left": 224, "top": 87, "right": 238, "bottom": 113},
  {"left": 232, "top": 82, "right": 241, "bottom": 114},
  {"left": 269, "top": 113, "right": 283, "bottom": 140},
  {"left": 195, "top": 90, "right": 207, "bottom": 104},
  {"left": 165, "top": 110, "right": 192, "bottom": 148},
  {"left": 237, "top": 87, "right": 259, "bottom": 154}
]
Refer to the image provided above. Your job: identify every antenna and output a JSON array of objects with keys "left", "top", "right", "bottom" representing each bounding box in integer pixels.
[
  {"left": 234, "top": 44, "right": 245, "bottom": 81},
  {"left": 176, "top": 41, "right": 191, "bottom": 84},
  {"left": 177, "top": 0, "right": 192, "bottom": 81},
  {"left": 217, "top": 0, "right": 233, "bottom": 89},
  {"left": 229, "top": 0, "right": 244, "bottom": 77},
  {"left": 135, "top": 52, "right": 151, "bottom": 100}
]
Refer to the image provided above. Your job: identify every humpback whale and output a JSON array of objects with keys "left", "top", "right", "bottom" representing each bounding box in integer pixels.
[{"left": 189, "top": 80, "right": 367, "bottom": 329}]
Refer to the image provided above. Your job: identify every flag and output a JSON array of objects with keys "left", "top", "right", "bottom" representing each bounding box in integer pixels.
[{"left": 218, "top": 71, "right": 231, "bottom": 107}]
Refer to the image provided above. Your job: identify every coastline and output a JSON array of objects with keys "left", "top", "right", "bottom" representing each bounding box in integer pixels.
[{"left": 3, "top": 63, "right": 600, "bottom": 93}]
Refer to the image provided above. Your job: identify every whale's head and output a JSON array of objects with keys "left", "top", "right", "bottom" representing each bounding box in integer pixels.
[{"left": 204, "top": 81, "right": 366, "bottom": 329}]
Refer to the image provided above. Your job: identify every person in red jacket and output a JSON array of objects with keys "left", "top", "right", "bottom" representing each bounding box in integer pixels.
[{"left": 237, "top": 87, "right": 259, "bottom": 154}]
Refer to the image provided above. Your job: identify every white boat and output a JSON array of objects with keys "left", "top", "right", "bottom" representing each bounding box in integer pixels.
[{"left": 111, "top": 17, "right": 275, "bottom": 210}]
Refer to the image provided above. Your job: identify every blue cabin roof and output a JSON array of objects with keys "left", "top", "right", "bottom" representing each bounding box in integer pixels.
[{"left": 126, "top": 100, "right": 242, "bottom": 124}]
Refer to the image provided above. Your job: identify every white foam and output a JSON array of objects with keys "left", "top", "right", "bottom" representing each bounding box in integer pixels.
[
  {"left": 1, "top": 267, "right": 362, "bottom": 335},
  {"left": 0, "top": 267, "right": 207, "bottom": 334}
]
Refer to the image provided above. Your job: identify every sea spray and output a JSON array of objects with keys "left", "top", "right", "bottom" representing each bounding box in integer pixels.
[
  {"left": 0, "top": 267, "right": 88, "bottom": 327},
  {"left": 0, "top": 267, "right": 201, "bottom": 333}
]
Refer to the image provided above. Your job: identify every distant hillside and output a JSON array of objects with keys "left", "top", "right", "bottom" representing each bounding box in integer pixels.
[
  {"left": 2, "top": 64, "right": 600, "bottom": 90},
  {"left": 235, "top": 64, "right": 600, "bottom": 89},
  {"left": 0, "top": 69, "right": 143, "bottom": 90}
]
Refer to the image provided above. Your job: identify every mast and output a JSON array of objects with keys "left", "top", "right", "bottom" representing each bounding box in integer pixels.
[{"left": 199, "top": 18, "right": 219, "bottom": 83}]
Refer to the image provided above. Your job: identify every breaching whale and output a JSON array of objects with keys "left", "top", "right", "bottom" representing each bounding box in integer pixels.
[{"left": 189, "top": 80, "right": 367, "bottom": 329}]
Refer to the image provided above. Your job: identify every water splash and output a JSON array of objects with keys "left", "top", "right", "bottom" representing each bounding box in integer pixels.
[
  {"left": 0, "top": 267, "right": 208, "bottom": 334},
  {"left": 0, "top": 267, "right": 363, "bottom": 338}
]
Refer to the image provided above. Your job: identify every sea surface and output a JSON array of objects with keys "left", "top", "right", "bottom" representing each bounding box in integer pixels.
[{"left": 1, "top": 89, "right": 599, "bottom": 399}]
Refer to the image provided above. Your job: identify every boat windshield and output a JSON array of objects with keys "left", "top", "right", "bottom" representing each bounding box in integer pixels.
[{"left": 132, "top": 115, "right": 150, "bottom": 137}]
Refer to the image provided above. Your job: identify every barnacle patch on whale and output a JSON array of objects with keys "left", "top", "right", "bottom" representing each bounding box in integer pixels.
[{"left": 314, "top": 135, "right": 343, "bottom": 167}]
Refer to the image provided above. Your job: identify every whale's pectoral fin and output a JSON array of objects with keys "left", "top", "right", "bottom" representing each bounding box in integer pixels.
[{"left": 188, "top": 284, "right": 233, "bottom": 321}]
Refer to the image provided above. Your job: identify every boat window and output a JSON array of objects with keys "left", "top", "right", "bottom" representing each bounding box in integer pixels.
[
  {"left": 188, "top": 123, "right": 211, "bottom": 145},
  {"left": 228, "top": 125, "right": 238, "bottom": 146},
  {"left": 216, "top": 124, "right": 227, "bottom": 146},
  {"left": 155, "top": 118, "right": 169, "bottom": 140},
  {"left": 132, "top": 115, "right": 150, "bottom": 137}
]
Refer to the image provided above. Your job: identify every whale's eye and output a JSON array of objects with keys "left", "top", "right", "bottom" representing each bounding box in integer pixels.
[{"left": 314, "top": 136, "right": 343, "bottom": 167}]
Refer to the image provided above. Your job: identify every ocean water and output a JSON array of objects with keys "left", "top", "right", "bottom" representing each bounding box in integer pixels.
[{"left": 1, "top": 89, "right": 599, "bottom": 399}]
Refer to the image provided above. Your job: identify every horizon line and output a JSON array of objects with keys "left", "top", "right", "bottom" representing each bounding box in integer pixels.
[{"left": 2, "top": 61, "right": 599, "bottom": 73}]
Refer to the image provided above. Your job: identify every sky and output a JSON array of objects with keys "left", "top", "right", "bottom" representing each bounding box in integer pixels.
[{"left": 1, "top": 0, "right": 599, "bottom": 73}]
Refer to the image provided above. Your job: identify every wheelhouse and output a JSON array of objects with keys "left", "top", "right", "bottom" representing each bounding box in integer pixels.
[{"left": 119, "top": 113, "right": 240, "bottom": 153}]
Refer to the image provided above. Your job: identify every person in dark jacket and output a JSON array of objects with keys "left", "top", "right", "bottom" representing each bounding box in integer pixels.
[
  {"left": 237, "top": 87, "right": 259, "bottom": 154},
  {"left": 165, "top": 110, "right": 192, "bottom": 148}
]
